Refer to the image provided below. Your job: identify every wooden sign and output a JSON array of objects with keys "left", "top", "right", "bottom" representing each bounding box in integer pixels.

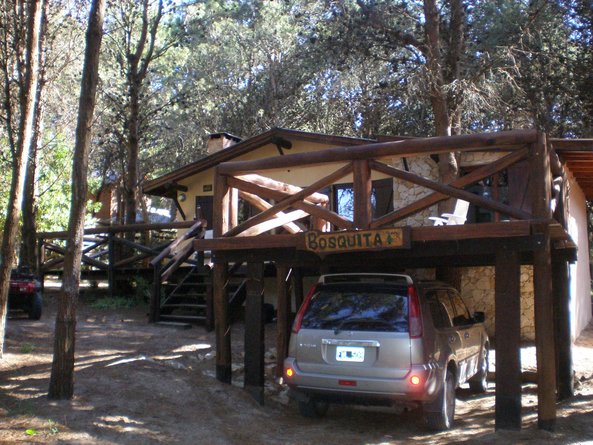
[{"left": 304, "top": 227, "right": 410, "bottom": 254}]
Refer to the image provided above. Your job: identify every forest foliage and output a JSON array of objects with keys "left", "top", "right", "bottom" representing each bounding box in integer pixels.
[{"left": 0, "top": 0, "right": 591, "bottom": 237}]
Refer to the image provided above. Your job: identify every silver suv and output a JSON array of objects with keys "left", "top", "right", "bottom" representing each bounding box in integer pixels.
[{"left": 283, "top": 273, "right": 489, "bottom": 430}]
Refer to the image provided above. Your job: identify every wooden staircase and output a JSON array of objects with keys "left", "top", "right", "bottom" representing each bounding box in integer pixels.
[
  {"left": 158, "top": 265, "right": 247, "bottom": 328},
  {"left": 159, "top": 265, "right": 212, "bottom": 326},
  {"left": 149, "top": 219, "right": 248, "bottom": 329}
]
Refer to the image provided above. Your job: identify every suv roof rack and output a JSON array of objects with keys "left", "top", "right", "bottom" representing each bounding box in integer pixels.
[{"left": 319, "top": 273, "right": 413, "bottom": 285}]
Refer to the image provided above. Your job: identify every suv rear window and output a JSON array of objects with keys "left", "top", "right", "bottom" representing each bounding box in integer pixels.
[{"left": 301, "top": 283, "right": 409, "bottom": 332}]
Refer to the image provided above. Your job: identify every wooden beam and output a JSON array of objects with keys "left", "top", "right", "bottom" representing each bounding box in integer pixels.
[
  {"left": 276, "top": 265, "right": 291, "bottom": 378},
  {"left": 150, "top": 219, "right": 205, "bottom": 266},
  {"left": 237, "top": 210, "right": 308, "bottom": 237},
  {"left": 495, "top": 249, "right": 522, "bottom": 430},
  {"left": 530, "top": 133, "right": 556, "bottom": 431},
  {"left": 236, "top": 174, "right": 329, "bottom": 204},
  {"left": 194, "top": 221, "right": 547, "bottom": 253},
  {"left": 214, "top": 263, "right": 231, "bottom": 383},
  {"left": 371, "top": 148, "right": 528, "bottom": 228},
  {"left": 224, "top": 163, "right": 353, "bottom": 237},
  {"left": 244, "top": 262, "right": 265, "bottom": 405},
  {"left": 411, "top": 221, "right": 532, "bottom": 242},
  {"left": 370, "top": 158, "right": 533, "bottom": 221},
  {"left": 228, "top": 175, "right": 353, "bottom": 229},
  {"left": 353, "top": 160, "right": 372, "bottom": 229},
  {"left": 195, "top": 234, "right": 299, "bottom": 251},
  {"left": 160, "top": 241, "right": 195, "bottom": 282},
  {"left": 213, "top": 167, "right": 230, "bottom": 237},
  {"left": 38, "top": 220, "right": 197, "bottom": 240},
  {"left": 552, "top": 257, "right": 573, "bottom": 400},
  {"left": 44, "top": 242, "right": 107, "bottom": 270},
  {"left": 239, "top": 190, "right": 303, "bottom": 234},
  {"left": 217, "top": 130, "right": 537, "bottom": 175}
]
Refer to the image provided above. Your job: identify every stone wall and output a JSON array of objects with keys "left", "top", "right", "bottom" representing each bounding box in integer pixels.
[
  {"left": 391, "top": 156, "right": 439, "bottom": 227},
  {"left": 460, "top": 266, "right": 535, "bottom": 340}
]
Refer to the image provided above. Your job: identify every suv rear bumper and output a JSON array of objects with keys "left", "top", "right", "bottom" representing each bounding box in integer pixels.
[{"left": 284, "top": 357, "right": 442, "bottom": 404}]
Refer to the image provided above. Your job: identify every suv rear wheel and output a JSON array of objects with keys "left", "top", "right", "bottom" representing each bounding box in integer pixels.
[
  {"left": 298, "top": 399, "right": 329, "bottom": 418},
  {"left": 424, "top": 370, "right": 455, "bottom": 430}
]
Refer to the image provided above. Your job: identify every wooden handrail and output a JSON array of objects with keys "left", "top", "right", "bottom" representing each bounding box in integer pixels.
[
  {"left": 217, "top": 130, "right": 537, "bottom": 175},
  {"left": 38, "top": 220, "right": 197, "bottom": 240},
  {"left": 150, "top": 219, "right": 205, "bottom": 266}
]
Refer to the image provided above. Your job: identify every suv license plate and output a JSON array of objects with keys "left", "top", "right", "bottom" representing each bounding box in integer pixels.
[{"left": 336, "top": 346, "right": 364, "bottom": 362}]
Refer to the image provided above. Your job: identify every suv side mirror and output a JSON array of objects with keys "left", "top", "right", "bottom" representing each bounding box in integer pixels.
[{"left": 473, "top": 311, "right": 485, "bottom": 323}]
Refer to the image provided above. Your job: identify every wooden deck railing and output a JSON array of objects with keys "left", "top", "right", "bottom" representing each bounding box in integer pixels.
[
  {"left": 37, "top": 220, "right": 201, "bottom": 295},
  {"left": 207, "top": 129, "right": 562, "bottom": 242}
]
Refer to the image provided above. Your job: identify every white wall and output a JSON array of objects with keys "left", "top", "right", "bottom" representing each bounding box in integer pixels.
[{"left": 567, "top": 171, "right": 592, "bottom": 339}]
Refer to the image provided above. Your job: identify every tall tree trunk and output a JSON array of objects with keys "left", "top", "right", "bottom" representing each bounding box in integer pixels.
[
  {"left": 423, "top": 0, "right": 464, "bottom": 290},
  {"left": 0, "top": 0, "right": 44, "bottom": 358},
  {"left": 124, "top": 75, "right": 140, "bottom": 225},
  {"left": 48, "top": 0, "right": 105, "bottom": 398},
  {"left": 423, "top": 0, "right": 461, "bottom": 213},
  {"left": 20, "top": 0, "right": 48, "bottom": 271}
]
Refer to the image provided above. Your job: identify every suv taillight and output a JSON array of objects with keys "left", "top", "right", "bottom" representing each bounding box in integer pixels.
[
  {"left": 408, "top": 285, "right": 423, "bottom": 338},
  {"left": 291, "top": 284, "right": 318, "bottom": 334}
]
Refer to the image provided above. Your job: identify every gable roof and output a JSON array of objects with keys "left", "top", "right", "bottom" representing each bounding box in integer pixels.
[{"left": 143, "top": 127, "right": 376, "bottom": 197}]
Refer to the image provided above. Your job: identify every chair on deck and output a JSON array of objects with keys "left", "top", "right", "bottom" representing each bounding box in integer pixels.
[{"left": 429, "top": 199, "right": 470, "bottom": 226}]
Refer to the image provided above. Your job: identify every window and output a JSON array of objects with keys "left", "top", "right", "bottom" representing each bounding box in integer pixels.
[
  {"left": 463, "top": 169, "right": 509, "bottom": 223},
  {"left": 449, "top": 290, "right": 472, "bottom": 327},
  {"left": 426, "top": 290, "right": 453, "bottom": 329},
  {"left": 331, "top": 178, "right": 393, "bottom": 221},
  {"left": 301, "top": 283, "right": 409, "bottom": 332},
  {"left": 195, "top": 196, "right": 213, "bottom": 226}
]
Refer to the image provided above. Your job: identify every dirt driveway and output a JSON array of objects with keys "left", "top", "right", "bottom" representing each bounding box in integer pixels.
[{"left": 2, "top": 293, "right": 593, "bottom": 444}]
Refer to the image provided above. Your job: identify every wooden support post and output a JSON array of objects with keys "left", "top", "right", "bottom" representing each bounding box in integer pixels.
[
  {"left": 276, "top": 265, "right": 290, "bottom": 378},
  {"left": 108, "top": 232, "right": 115, "bottom": 299},
  {"left": 213, "top": 168, "right": 232, "bottom": 383},
  {"left": 150, "top": 262, "right": 161, "bottom": 323},
  {"left": 530, "top": 133, "right": 556, "bottom": 431},
  {"left": 244, "top": 262, "right": 265, "bottom": 405},
  {"left": 214, "top": 262, "right": 231, "bottom": 383},
  {"left": 553, "top": 257, "right": 573, "bottom": 400},
  {"left": 293, "top": 268, "right": 304, "bottom": 310},
  {"left": 353, "top": 160, "right": 372, "bottom": 229},
  {"left": 495, "top": 249, "right": 522, "bottom": 430}
]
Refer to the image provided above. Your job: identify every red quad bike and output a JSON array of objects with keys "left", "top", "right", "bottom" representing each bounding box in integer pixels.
[{"left": 8, "top": 268, "right": 43, "bottom": 320}]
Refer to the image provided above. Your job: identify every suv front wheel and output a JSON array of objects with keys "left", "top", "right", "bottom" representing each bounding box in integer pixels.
[{"left": 424, "top": 370, "right": 455, "bottom": 430}]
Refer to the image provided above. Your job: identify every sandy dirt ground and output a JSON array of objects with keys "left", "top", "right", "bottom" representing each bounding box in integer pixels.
[{"left": 2, "top": 293, "right": 593, "bottom": 444}]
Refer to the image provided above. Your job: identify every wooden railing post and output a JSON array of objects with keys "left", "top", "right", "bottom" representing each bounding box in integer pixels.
[
  {"left": 530, "top": 132, "right": 556, "bottom": 431},
  {"left": 244, "top": 261, "right": 265, "bottom": 404},
  {"left": 353, "top": 159, "right": 372, "bottom": 229},
  {"left": 150, "top": 262, "right": 161, "bottom": 323},
  {"left": 495, "top": 248, "right": 522, "bottom": 430},
  {"left": 108, "top": 231, "right": 115, "bottom": 299},
  {"left": 213, "top": 169, "right": 232, "bottom": 383},
  {"left": 553, "top": 256, "right": 573, "bottom": 400}
]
